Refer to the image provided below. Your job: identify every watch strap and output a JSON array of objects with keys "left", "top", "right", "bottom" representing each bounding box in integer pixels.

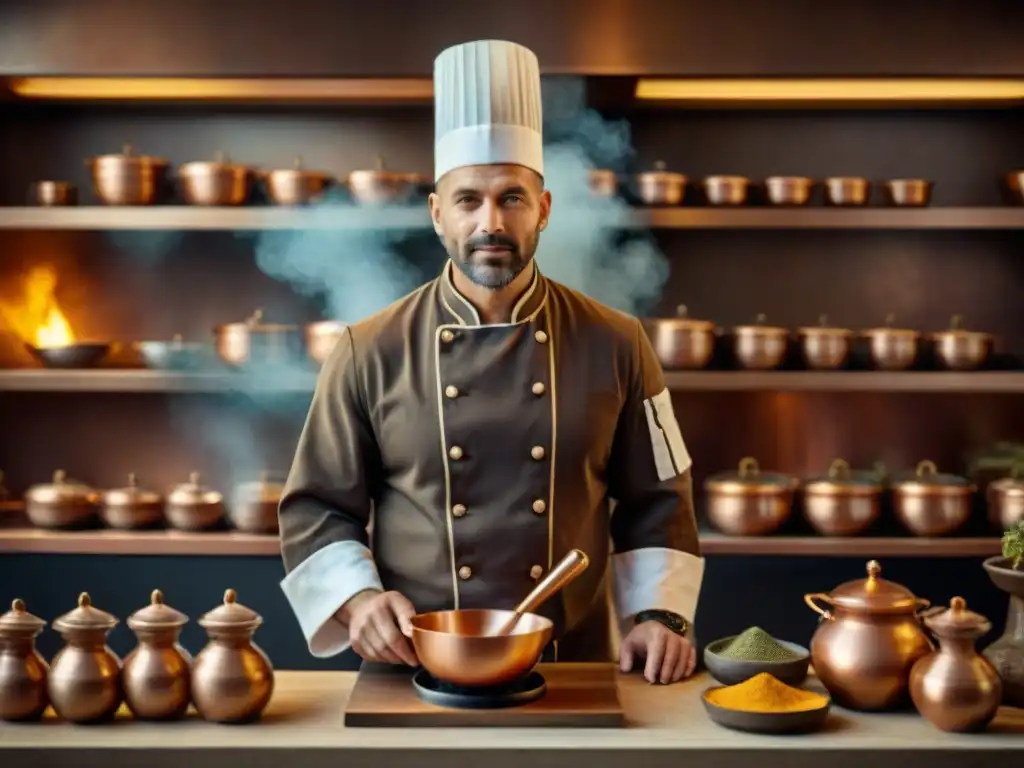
[{"left": 635, "top": 609, "right": 688, "bottom": 636}]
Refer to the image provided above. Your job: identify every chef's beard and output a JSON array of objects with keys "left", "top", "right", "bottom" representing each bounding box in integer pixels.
[{"left": 447, "top": 228, "right": 540, "bottom": 290}]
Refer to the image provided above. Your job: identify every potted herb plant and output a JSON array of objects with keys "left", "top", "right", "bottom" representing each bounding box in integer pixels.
[{"left": 981, "top": 520, "right": 1024, "bottom": 707}]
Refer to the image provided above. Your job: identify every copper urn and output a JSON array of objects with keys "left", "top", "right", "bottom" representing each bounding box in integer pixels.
[
  {"left": 122, "top": 590, "right": 192, "bottom": 720},
  {"left": 0, "top": 599, "right": 50, "bottom": 721},
  {"left": 804, "top": 560, "right": 934, "bottom": 711},
  {"left": 191, "top": 589, "right": 274, "bottom": 723}
]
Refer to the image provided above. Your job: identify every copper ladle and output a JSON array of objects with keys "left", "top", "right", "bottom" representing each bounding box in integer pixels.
[{"left": 492, "top": 549, "right": 590, "bottom": 636}]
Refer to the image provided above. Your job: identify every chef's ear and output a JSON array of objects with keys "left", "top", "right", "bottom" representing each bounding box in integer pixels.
[
  {"left": 428, "top": 192, "right": 445, "bottom": 236},
  {"left": 538, "top": 188, "right": 552, "bottom": 231}
]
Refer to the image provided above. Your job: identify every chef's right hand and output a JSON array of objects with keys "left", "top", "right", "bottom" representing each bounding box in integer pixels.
[{"left": 339, "top": 589, "right": 419, "bottom": 667}]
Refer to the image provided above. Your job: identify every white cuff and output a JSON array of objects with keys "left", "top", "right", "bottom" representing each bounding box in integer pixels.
[
  {"left": 279, "top": 540, "right": 383, "bottom": 658},
  {"left": 612, "top": 547, "right": 705, "bottom": 637}
]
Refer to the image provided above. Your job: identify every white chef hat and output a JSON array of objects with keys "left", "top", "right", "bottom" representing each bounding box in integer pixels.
[{"left": 433, "top": 39, "right": 544, "bottom": 183}]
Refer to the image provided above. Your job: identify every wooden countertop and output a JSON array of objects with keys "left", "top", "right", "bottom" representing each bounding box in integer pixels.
[{"left": 0, "top": 670, "right": 1021, "bottom": 767}]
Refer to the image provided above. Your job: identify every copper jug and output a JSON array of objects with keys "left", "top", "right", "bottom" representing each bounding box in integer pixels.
[
  {"left": 804, "top": 560, "right": 934, "bottom": 711},
  {"left": 48, "top": 592, "right": 123, "bottom": 723},
  {"left": 191, "top": 589, "right": 274, "bottom": 723},
  {"left": 0, "top": 599, "right": 49, "bottom": 721},
  {"left": 122, "top": 590, "right": 192, "bottom": 720},
  {"left": 909, "top": 597, "right": 1003, "bottom": 732}
]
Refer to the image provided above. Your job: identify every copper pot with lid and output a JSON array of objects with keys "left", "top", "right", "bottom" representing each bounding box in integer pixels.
[
  {"left": 191, "top": 589, "right": 275, "bottom": 723},
  {"left": 165, "top": 472, "right": 225, "bottom": 531},
  {"left": 862, "top": 314, "right": 919, "bottom": 370},
  {"left": 797, "top": 315, "right": 852, "bottom": 370},
  {"left": 0, "top": 598, "right": 49, "bottom": 722},
  {"left": 931, "top": 314, "right": 992, "bottom": 371},
  {"left": 588, "top": 169, "right": 618, "bottom": 198},
  {"left": 230, "top": 472, "right": 284, "bottom": 534},
  {"left": 765, "top": 176, "right": 814, "bottom": 206},
  {"left": 892, "top": 460, "right": 975, "bottom": 537},
  {"left": 884, "top": 178, "right": 934, "bottom": 207},
  {"left": 704, "top": 457, "right": 799, "bottom": 536},
  {"left": 123, "top": 589, "right": 192, "bottom": 721},
  {"left": 987, "top": 462, "right": 1024, "bottom": 532},
  {"left": 178, "top": 150, "right": 252, "bottom": 206},
  {"left": 48, "top": 593, "right": 123, "bottom": 723},
  {"left": 804, "top": 560, "right": 935, "bottom": 711},
  {"left": 306, "top": 320, "right": 347, "bottom": 366},
  {"left": 100, "top": 473, "right": 164, "bottom": 530},
  {"left": 86, "top": 143, "right": 169, "bottom": 205},
  {"left": 24, "top": 470, "right": 99, "bottom": 529},
  {"left": 803, "top": 458, "right": 883, "bottom": 536},
  {"left": 213, "top": 308, "right": 302, "bottom": 367},
  {"left": 262, "top": 156, "right": 332, "bottom": 205},
  {"left": 824, "top": 176, "right": 870, "bottom": 206},
  {"left": 347, "top": 156, "right": 424, "bottom": 205},
  {"left": 636, "top": 161, "right": 687, "bottom": 206},
  {"left": 702, "top": 175, "right": 749, "bottom": 206},
  {"left": 642, "top": 305, "right": 717, "bottom": 370},
  {"left": 732, "top": 314, "right": 788, "bottom": 370}
]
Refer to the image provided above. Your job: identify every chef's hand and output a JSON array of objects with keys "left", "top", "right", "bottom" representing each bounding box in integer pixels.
[
  {"left": 339, "top": 589, "right": 419, "bottom": 667},
  {"left": 619, "top": 621, "right": 696, "bottom": 684}
]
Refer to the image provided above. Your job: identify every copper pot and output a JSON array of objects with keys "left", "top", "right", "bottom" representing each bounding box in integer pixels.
[
  {"left": 588, "top": 169, "right": 618, "bottom": 198},
  {"left": 85, "top": 144, "right": 168, "bottom": 205},
  {"left": 704, "top": 457, "right": 798, "bottom": 536},
  {"left": 178, "top": 151, "right": 252, "bottom": 206},
  {"left": 100, "top": 473, "right": 164, "bottom": 530},
  {"left": 884, "top": 178, "right": 933, "bottom": 207},
  {"left": 702, "top": 175, "right": 749, "bottom": 206},
  {"left": 765, "top": 176, "right": 814, "bottom": 206},
  {"left": 347, "top": 156, "right": 423, "bottom": 205},
  {"left": 637, "top": 161, "right": 687, "bottom": 206},
  {"left": 861, "top": 314, "right": 919, "bottom": 370},
  {"left": 1003, "top": 170, "right": 1024, "bottom": 205},
  {"left": 909, "top": 596, "right": 1002, "bottom": 732},
  {"left": 191, "top": 589, "right": 274, "bottom": 723},
  {"left": 230, "top": 472, "right": 284, "bottom": 534},
  {"left": 165, "top": 472, "right": 225, "bottom": 531},
  {"left": 48, "top": 593, "right": 123, "bottom": 723},
  {"left": 213, "top": 309, "right": 302, "bottom": 367},
  {"left": 24, "top": 469, "right": 99, "bottom": 529},
  {"left": 123, "top": 590, "right": 192, "bottom": 721},
  {"left": 0, "top": 599, "right": 49, "bottom": 722},
  {"left": 642, "top": 305, "right": 717, "bottom": 370},
  {"left": 892, "top": 460, "right": 975, "bottom": 537},
  {"left": 306, "top": 320, "right": 347, "bottom": 366},
  {"left": 262, "top": 157, "right": 332, "bottom": 205},
  {"left": 987, "top": 463, "right": 1024, "bottom": 532},
  {"left": 803, "top": 458, "right": 883, "bottom": 536},
  {"left": 797, "top": 315, "right": 852, "bottom": 370},
  {"left": 931, "top": 314, "right": 992, "bottom": 371},
  {"left": 732, "top": 314, "right": 788, "bottom": 370},
  {"left": 31, "top": 180, "right": 77, "bottom": 206},
  {"left": 804, "top": 560, "right": 934, "bottom": 711},
  {"left": 824, "top": 176, "right": 870, "bottom": 206}
]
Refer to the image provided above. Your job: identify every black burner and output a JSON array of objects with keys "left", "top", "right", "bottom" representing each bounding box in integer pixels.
[{"left": 412, "top": 669, "right": 547, "bottom": 709}]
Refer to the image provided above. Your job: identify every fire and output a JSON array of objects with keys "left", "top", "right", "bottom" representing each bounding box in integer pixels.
[
  {"left": 35, "top": 304, "right": 75, "bottom": 348},
  {"left": 0, "top": 265, "right": 77, "bottom": 348}
]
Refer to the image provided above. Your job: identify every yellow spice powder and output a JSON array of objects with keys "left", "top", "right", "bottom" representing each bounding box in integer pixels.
[{"left": 704, "top": 672, "right": 829, "bottom": 713}]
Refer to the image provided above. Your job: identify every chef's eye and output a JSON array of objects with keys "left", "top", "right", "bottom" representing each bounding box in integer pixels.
[
  {"left": 503, "top": 195, "right": 525, "bottom": 205},
  {"left": 456, "top": 195, "right": 478, "bottom": 205}
]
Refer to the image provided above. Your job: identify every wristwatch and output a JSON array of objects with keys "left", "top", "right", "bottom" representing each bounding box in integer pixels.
[{"left": 635, "top": 609, "right": 689, "bottom": 636}]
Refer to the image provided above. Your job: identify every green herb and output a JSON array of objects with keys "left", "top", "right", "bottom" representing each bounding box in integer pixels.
[
  {"left": 717, "top": 626, "right": 802, "bottom": 662},
  {"left": 1002, "top": 520, "right": 1024, "bottom": 570}
]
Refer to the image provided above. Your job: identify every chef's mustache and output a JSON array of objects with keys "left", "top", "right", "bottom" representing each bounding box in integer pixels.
[{"left": 465, "top": 234, "right": 519, "bottom": 255}]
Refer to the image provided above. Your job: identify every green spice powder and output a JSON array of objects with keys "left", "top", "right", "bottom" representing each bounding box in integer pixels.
[{"left": 717, "top": 626, "right": 802, "bottom": 662}]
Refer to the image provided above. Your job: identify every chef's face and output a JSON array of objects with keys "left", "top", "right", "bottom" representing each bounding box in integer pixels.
[{"left": 429, "top": 164, "right": 551, "bottom": 290}]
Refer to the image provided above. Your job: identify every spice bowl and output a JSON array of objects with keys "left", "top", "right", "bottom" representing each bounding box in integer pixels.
[
  {"left": 704, "top": 634, "right": 811, "bottom": 686},
  {"left": 702, "top": 683, "right": 831, "bottom": 735}
]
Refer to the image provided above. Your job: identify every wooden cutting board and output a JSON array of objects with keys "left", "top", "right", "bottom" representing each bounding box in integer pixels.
[{"left": 344, "top": 662, "right": 626, "bottom": 727}]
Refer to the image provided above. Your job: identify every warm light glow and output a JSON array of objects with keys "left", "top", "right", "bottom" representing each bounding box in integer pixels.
[
  {"left": 634, "top": 78, "right": 1024, "bottom": 103},
  {"left": 0, "top": 265, "right": 76, "bottom": 348},
  {"left": 35, "top": 305, "right": 75, "bottom": 348},
  {"left": 7, "top": 77, "right": 435, "bottom": 102}
]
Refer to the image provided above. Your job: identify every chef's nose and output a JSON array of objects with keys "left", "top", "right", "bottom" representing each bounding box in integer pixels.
[{"left": 479, "top": 199, "right": 506, "bottom": 234}]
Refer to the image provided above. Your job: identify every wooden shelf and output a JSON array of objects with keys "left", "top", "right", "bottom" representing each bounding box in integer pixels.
[
  {"left": 0, "top": 369, "right": 318, "bottom": 393},
  {"left": 2, "top": 206, "right": 1024, "bottom": 231},
  {"left": 698, "top": 533, "right": 1001, "bottom": 558}
]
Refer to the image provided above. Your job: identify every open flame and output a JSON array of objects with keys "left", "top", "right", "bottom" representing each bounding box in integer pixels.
[
  {"left": 0, "top": 265, "right": 77, "bottom": 348},
  {"left": 35, "top": 304, "right": 75, "bottom": 348}
]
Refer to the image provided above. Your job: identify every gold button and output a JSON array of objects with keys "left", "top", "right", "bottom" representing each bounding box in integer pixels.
[
  {"left": 534, "top": 330, "right": 548, "bottom": 344},
  {"left": 532, "top": 499, "right": 547, "bottom": 515},
  {"left": 530, "top": 565, "right": 544, "bottom": 580},
  {"left": 531, "top": 381, "right": 546, "bottom": 396},
  {"left": 449, "top": 446, "right": 464, "bottom": 460},
  {"left": 531, "top": 445, "right": 546, "bottom": 461},
  {"left": 440, "top": 329, "right": 455, "bottom": 343},
  {"left": 445, "top": 385, "right": 459, "bottom": 399},
  {"left": 458, "top": 566, "right": 473, "bottom": 580},
  {"left": 452, "top": 504, "right": 467, "bottom": 518}
]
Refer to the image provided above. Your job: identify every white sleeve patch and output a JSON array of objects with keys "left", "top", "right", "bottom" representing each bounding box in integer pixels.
[{"left": 642, "top": 388, "right": 692, "bottom": 482}]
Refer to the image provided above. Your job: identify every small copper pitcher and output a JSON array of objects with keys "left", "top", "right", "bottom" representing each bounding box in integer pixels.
[
  {"left": 191, "top": 589, "right": 274, "bottom": 723},
  {"left": 0, "top": 599, "right": 50, "bottom": 721},
  {"left": 909, "top": 597, "right": 1003, "bottom": 732},
  {"left": 48, "top": 592, "right": 123, "bottom": 723},
  {"left": 123, "top": 590, "right": 192, "bottom": 720}
]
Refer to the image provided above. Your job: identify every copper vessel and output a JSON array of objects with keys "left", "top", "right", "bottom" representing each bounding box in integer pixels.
[
  {"left": 891, "top": 460, "right": 975, "bottom": 537},
  {"left": 824, "top": 176, "right": 870, "bottom": 206},
  {"left": 0, "top": 599, "right": 49, "bottom": 722},
  {"left": 305, "top": 320, "right": 347, "bottom": 366},
  {"left": 642, "top": 305, "right": 717, "bottom": 370},
  {"left": 263, "top": 157, "right": 332, "bottom": 205},
  {"left": 178, "top": 151, "right": 252, "bottom": 206},
  {"left": 588, "top": 169, "right": 618, "bottom": 198},
  {"left": 803, "top": 458, "right": 883, "bottom": 536},
  {"left": 165, "top": 472, "right": 225, "bottom": 531},
  {"left": 192, "top": 589, "right": 274, "bottom": 723},
  {"left": 797, "top": 315, "right": 852, "bottom": 370},
  {"left": 230, "top": 472, "right": 284, "bottom": 534},
  {"left": 804, "top": 560, "right": 934, "bottom": 711},
  {"left": 704, "top": 457, "right": 798, "bottom": 536},
  {"left": 861, "top": 314, "right": 919, "bottom": 370},
  {"left": 24, "top": 469, "right": 99, "bottom": 529},
  {"left": 31, "top": 181, "right": 77, "bottom": 206},
  {"left": 909, "top": 596, "right": 1002, "bottom": 732},
  {"left": 1004, "top": 170, "right": 1024, "bottom": 205},
  {"left": 213, "top": 308, "right": 301, "bottom": 367},
  {"left": 100, "top": 473, "right": 165, "bottom": 530},
  {"left": 931, "top": 314, "right": 992, "bottom": 371},
  {"left": 764, "top": 176, "right": 814, "bottom": 206},
  {"left": 123, "top": 590, "right": 192, "bottom": 720},
  {"left": 981, "top": 556, "right": 1024, "bottom": 707},
  {"left": 884, "top": 178, "right": 934, "bottom": 207},
  {"left": 732, "top": 314, "right": 788, "bottom": 370},
  {"left": 987, "top": 464, "right": 1024, "bottom": 531},
  {"left": 637, "top": 161, "right": 687, "bottom": 206},
  {"left": 86, "top": 144, "right": 168, "bottom": 205},
  {"left": 702, "top": 175, "right": 749, "bottom": 205},
  {"left": 48, "top": 593, "right": 123, "bottom": 723},
  {"left": 347, "top": 156, "right": 423, "bottom": 205}
]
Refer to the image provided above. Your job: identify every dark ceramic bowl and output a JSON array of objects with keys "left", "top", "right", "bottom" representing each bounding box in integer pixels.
[
  {"left": 703, "top": 635, "right": 811, "bottom": 686},
  {"left": 26, "top": 342, "right": 111, "bottom": 369},
  {"left": 701, "top": 686, "right": 831, "bottom": 734}
]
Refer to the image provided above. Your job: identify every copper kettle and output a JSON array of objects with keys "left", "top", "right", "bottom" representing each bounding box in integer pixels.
[
  {"left": 122, "top": 590, "right": 192, "bottom": 720},
  {"left": 804, "top": 560, "right": 935, "bottom": 711},
  {"left": 0, "top": 599, "right": 50, "bottom": 721}
]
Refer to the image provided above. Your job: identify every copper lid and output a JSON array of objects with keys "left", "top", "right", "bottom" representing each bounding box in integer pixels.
[
  {"left": 989, "top": 464, "right": 1024, "bottom": 498},
  {"left": 199, "top": 589, "right": 262, "bottom": 631},
  {"left": 26, "top": 469, "right": 97, "bottom": 505},
  {"left": 637, "top": 160, "right": 686, "bottom": 184},
  {"left": 931, "top": 313, "right": 992, "bottom": 341},
  {"left": 797, "top": 314, "right": 853, "bottom": 337},
  {"left": 127, "top": 589, "right": 188, "bottom": 631},
  {"left": 804, "top": 458, "right": 883, "bottom": 496},
  {"left": 892, "top": 460, "right": 975, "bottom": 497},
  {"left": 179, "top": 150, "right": 246, "bottom": 174},
  {"left": 862, "top": 313, "right": 918, "bottom": 338},
  {"left": 102, "top": 473, "right": 164, "bottom": 507},
  {"left": 266, "top": 156, "right": 331, "bottom": 180},
  {"left": 705, "top": 457, "right": 799, "bottom": 494},
  {"left": 53, "top": 592, "right": 118, "bottom": 632},
  {"left": 234, "top": 471, "right": 285, "bottom": 503},
  {"left": 924, "top": 596, "right": 991, "bottom": 638},
  {"left": 348, "top": 155, "right": 414, "bottom": 184},
  {"left": 825, "top": 560, "right": 921, "bottom": 612},
  {"left": 90, "top": 143, "right": 168, "bottom": 167},
  {"left": 646, "top": 305, "right": 715, "bottom": 332},
  {"left": 0, "top": 598, "right": 47, "bottom": 634},
  {"left": 733, "top": 313, "right": 788, "bottom": 336},
  {"left": 167, "top": 472, "right": 223, "bottom": 506},
  {"left": 214, "top": 308, "right": 297, "bottom": 334}
]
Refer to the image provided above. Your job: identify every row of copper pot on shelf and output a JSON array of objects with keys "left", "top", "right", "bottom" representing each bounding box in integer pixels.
[
  {"left": 704, "top": 457, "right": 1024, "bottom": 537},
  {"left": 0, "top": 589, "right": 273, "bottom": 724},
  {"left": 31, "top": 145, "right": 427, "bottom": 207},
  {"left": 643, "top": 309, "right": 994, "bottom": 371}
]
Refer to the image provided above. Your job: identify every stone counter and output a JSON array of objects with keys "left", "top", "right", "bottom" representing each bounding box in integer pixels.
[{"left": 1, "top": 671, "right": 1021, "bottom": 768}]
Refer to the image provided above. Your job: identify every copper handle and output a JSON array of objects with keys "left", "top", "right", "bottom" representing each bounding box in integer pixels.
[
  {"left": 913, "top": 598, "right": 933, "bottom": 618},
  {"left": 827, "top": 458, "right": 851, "bottom": 479},
  {"left": 513, "top": 549, "right": 589, "bottom": 617},
  {"left": 738, "top": 456, "right": 760, "bottom": 477},
  {"left": 804, "top": 593, "right": 835, "bottom": 621},
  {"left": 916, "top": 460, "right": 938, "bottom": 478}
]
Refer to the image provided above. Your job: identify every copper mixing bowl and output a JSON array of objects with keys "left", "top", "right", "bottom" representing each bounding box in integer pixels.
[{"left": 410, "top": 608, "right": 553, "bottom": 687}]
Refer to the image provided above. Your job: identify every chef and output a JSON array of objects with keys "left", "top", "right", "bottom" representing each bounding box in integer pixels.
[{"left": 279, "top": 39, "right": 704, "bottom": 684}]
